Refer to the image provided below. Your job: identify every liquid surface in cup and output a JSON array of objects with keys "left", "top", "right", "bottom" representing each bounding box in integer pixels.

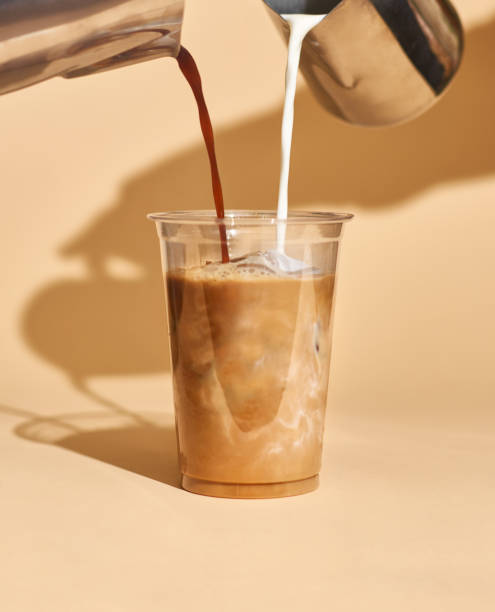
[{"left": 166, "top": 251, "right": 335, "bottom": 484}]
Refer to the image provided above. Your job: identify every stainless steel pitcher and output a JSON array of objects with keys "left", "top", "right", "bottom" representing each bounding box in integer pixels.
[
  {"left": 263, "top": 0, "right": 464, "bottom": 126},
  {"left": 0, "top": 0, "right": 184, "bottom": 95}
]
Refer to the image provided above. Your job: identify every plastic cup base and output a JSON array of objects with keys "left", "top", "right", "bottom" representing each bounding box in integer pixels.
[{"left": 181, "top": 474, "right": 319, "bottom": 499}]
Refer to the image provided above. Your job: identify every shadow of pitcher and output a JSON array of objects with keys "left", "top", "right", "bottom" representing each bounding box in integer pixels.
[{"left": 20, "top": 15, "right": 495, "bottom": 394}]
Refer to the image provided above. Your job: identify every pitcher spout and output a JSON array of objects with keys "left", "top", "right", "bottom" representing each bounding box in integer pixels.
[
  {"left": 263, "top": 0, "right": 463, "bottom": 126},
  {"left": 0, "top": 0, "right": 184, "bottom": 95}
]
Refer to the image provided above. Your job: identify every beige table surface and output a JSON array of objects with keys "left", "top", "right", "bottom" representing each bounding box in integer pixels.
[{"left": 1, "top": 1, "right": 495, "bottom": 610}]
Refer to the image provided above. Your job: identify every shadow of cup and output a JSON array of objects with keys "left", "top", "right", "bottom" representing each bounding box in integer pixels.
[{"left": 14, "top": 410, "right": 180, "bottom": 487}]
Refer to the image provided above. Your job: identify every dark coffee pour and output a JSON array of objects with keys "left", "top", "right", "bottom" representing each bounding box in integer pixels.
[{"left": 176, "top": 46, "right": 229, "bottom": 263}]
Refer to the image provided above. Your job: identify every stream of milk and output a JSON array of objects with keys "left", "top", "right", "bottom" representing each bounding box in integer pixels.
[{"left": 277, "top": 14, "right": 326, "bottom": 251}]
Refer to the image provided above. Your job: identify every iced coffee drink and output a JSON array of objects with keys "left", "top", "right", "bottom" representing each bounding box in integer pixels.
[
  {"left": 166, "top": 251, "right": 333, "bottom": 497},
  {"left": 149, "top": 211, "right": 352, "bottom": 498}
]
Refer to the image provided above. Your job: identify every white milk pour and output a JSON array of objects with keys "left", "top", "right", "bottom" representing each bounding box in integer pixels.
[{"left": 277, "top": 13, "right": 326, "bottom": 252}]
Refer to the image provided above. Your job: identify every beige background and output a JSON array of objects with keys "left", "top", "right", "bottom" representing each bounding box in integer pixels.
[{"left": 1, "top": 0, "right": 495, "bottom": 610}]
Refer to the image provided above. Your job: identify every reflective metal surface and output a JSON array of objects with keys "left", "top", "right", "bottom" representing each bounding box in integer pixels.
[
  {"left": 0, "top": 0, "right": 184, "bottom": 95},
  {"left": 264, "top": 0, "right": 463, "bottom": 126}
]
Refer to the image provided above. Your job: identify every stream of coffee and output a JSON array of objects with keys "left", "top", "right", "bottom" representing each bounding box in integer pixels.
[{"left": 176, "top": 46, "right": 229, "bottom": 263}]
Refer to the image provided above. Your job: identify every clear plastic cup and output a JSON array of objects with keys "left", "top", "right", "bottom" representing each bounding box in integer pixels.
[{"left": 148, "top": 210, "right": 352, "bottom": 498}]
